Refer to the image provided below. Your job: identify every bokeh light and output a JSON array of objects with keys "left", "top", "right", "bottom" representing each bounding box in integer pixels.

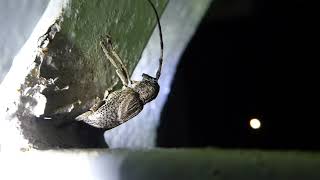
[{"left": 250, "top": 118, "right": 261, "bottom": 129}]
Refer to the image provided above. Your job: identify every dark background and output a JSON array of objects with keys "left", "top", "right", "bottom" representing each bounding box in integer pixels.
[{"left": 157, "top": 0, "right": 318, "bottom": 150}]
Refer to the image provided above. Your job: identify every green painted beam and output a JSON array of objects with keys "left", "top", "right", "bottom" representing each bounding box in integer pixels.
[{"left": 40, "top": 0, "right": 168, "bottom": 114}]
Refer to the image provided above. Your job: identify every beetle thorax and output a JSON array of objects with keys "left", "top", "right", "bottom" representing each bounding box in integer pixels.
[{"left": 132, "top": 74, "right": 160, "bottom": 104}]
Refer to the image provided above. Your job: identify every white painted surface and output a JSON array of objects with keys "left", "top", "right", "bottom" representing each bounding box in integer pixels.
[
  {"left": 0, "top": 0, "right": 50, "bottom": 83},
  {"left": 0, "top": 150, "right": 126, "bottom": 180}
]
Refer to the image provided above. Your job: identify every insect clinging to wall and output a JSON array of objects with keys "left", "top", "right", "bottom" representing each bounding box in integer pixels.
[{"left": 75, "top": 0, "right": 164, "bottom": 129}]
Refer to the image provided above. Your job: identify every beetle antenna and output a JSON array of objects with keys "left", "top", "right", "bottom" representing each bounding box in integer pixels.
[{"left": 147, "top": 0, "right": 163, "bottom": 80}]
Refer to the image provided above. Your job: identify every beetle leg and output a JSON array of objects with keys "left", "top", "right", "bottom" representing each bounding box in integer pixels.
[
  {"left": 103, "top": 78, "right": 119, "bottom": 99},
  {"left": 100, "top": 35, "right": 131, "bottom": 87}
]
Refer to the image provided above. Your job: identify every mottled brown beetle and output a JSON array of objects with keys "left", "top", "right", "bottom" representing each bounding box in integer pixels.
[{"left": 75, "top": 0, "right": 164, "bottom": 129}]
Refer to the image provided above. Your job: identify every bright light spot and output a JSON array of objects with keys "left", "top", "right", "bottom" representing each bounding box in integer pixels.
[{"left": 250, "top": 118, "right": 261, "bottom": 129}]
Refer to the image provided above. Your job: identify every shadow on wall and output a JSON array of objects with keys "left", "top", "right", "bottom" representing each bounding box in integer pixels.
[{"left": 0, "top": 0, "right": 50, "bottom": 83}]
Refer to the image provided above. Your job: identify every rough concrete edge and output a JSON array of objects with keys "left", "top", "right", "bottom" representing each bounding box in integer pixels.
[{"left": 0, "top": 0, "right": 70, "bottom": 151}]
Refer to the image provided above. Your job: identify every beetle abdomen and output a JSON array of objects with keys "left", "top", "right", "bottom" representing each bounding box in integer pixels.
[{"left": 79, "top": 88, "right": 143, "bottom": 129}]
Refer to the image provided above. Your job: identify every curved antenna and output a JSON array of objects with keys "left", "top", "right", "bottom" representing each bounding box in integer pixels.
[{"left": 147, "top": 0, "right": 164, "bottom": 80}]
